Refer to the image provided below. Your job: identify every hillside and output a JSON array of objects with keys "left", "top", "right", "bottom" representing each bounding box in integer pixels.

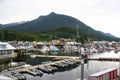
[
  {"left": 3, "top": 12, "right": 90, "bottom": 32},
  {"left": 0, "top": 24, "right": 2, "bottom": 29},
  {"left": 2, "top": 12, "right": 119, "bottom": 41}
]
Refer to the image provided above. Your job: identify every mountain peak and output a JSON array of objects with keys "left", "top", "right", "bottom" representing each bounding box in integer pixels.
[
  {"left": 2, "top": 12, "right": 119, "bottom": 40},
  {"left": 49, "top": 12, "right": 57, "bottom": 15}
]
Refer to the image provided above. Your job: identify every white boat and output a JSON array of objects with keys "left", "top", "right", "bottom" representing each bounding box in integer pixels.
[
  {"left": 49, "top": 45, "right": 59, "bottom": 52},
  {"left": 11, "top": 71, "right": 26, "bottom": 80},
  {"left": 38, "top": 65, "right": 57, "bottom": 73},
  {"left": 29, "top": 68, "right": 43, "bottom": 76},
  {"left": 90, "top": 48, "right": 98, "bottom": 53},
  {"left": 30, "top": 55, "right": 36, "bottom": 58},
  {"left": 40, "top": 45, "right": 49, "bottom": 54},
  {"left": 0, "top": 75, "right": 13, "bottom": 80},
  {"left": 21, "top": 64, "right": 31, "bottom": 67}
]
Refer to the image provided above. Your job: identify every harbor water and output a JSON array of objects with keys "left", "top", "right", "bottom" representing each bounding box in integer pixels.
[{"left": 24, "top": 51, "right": 119, "bottom": 80}]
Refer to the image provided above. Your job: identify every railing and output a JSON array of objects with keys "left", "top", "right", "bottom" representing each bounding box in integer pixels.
[{"left": 0, "top": 54, "right": 13, "bottom": 59}]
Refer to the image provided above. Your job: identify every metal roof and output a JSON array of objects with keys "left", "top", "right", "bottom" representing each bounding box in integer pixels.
[{"left": 0, "top": 42, "right": 16, "bottom": 50}]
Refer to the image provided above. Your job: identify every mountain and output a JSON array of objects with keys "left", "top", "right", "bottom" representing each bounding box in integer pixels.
[
  {"left": 2, "top": 12, "right": 119, "bottom": 41},
  {"left": 0, "top": 24, "right": 3, "bottom": 29},
  {"left": 97, "top": 31, "right": 116, "bottom": 38},
  {"left": 106, "top": 33, "right": 118, "bottom": 38},
  {"left": 2, "top": 12, "right": 95, "bottom": 32},
  {"left": 3, "top": 21, "right": 27, "bottom": 28}
]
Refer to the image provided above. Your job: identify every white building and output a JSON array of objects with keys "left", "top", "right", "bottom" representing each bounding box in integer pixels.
[
  {"left": 0, "top": 42, "right": 16, "bottom": 71},
  {"left": 0, "top": 42, "right": 16, "bottom": 59}
]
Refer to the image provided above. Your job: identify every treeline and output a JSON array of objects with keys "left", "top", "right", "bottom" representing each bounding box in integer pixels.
[
  {"left": 0, "top": 30, "right": 52, "bottom": 41},
  {"left": 0, "top": 27, "right": 88, "bottom": 44},
  {"left": 0, "top": 27, "right": 119, "bottom": 42}
]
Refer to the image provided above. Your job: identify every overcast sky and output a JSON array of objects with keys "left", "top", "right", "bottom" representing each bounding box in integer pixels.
[{"left": 0, "top": 0, "right": 120, "bottom": 37}]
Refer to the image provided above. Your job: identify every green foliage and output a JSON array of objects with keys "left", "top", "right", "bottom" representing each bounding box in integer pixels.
[{"left": 0, "top": 26, "right": 119, "bottom": 42}]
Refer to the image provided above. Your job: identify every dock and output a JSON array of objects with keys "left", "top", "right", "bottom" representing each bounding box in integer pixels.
[
  {"left": 1, "top": 55, "right": 120, "bottom": 79},
  {"left": 35, "top": 55, "right": 79, "bottom": 59},
  {"left": 0, "top": 55, "right": 82, "bottom": 77},
  {"left": 35, "top": 55, "right": 120, "bottom": 62},
  {"left": 14, "top": 58, "right": 80, "bottom": 75},
  {"left": 24, "top": 70, "right": 38, "bottom": 76},
  {"left": 0, "top": 59, "right": 72, "bottom": 77},
  {"left": 87, "top": 57, "right": 120, "bottom": 61}
]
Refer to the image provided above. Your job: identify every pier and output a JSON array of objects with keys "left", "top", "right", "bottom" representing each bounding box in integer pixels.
[
  {"left": 87, "top": 57, "right": 120, "bottom": 62},
  {"left": 35, "top": 55, "right": 120, "bottom": 62},
  {"left": 1, "top": 54, "right": 120, "bottom": 79},
  {"left": 35, "top": 55, "right": 80, "bottom": 59},
  {"left": 14, "top": 58, "right": 80, "bottom": 76},
  {"left": 0, "top": 55, "right": 82, "bottom": 79}
]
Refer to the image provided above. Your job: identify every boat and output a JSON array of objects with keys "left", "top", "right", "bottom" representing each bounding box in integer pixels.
[
  {"left": 38, "top": 65, "right": 50, "bottom": 73},
  {"left": 40, "top": 45, "right": 49, "bottom": 54},
  {"left": 64, "top": 59, "right": 78, "bottom": 66},
  {"left": 0, "top": 75, "right": 13, "bottom": 80},
  {"left": 114, "top": 48, "right": 119, "bottom": 53},
  {"left": 52, "top": 62, "right": 68, "bottom": 68},
  {"left": 44, "top": 65, "right": 57, "bottom": 71},
  {"left": 21, "top": 64, "right": 31, "bottom": 67},
  {"left": 38, "top": 65, "right": 57, "bottom": 73},
  {"left": 49, "top": 45, "right": 59, "bottom": 54},
  {"left": 90, "top": 48, "right": 98, "bottom": 53},
  {"left": 29, "top": 68, "right": 43, "bottom": 76},
  {"left": 30, "top": 55, "right": 36, "bottom": 58},
  {"left": 11, "top": 71, "right": 26, "bottom": 80}
]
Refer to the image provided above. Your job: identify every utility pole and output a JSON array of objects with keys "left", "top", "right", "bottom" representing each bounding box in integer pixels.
[
  {"left": 76, "top": 24, "right": 79, "bottom": 38},
  {"left": 81, "top": 62, "right": 84, "bottom": 80}
]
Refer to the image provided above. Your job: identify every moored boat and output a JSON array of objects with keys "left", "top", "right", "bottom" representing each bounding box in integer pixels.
[
  {"left": 11, "top": 71, "right": 26, "bottom": 80},
  {"left": 0, "top": 75, "right": 13, "bottom": 80},
  {"left": 29, "top": 68, "right": 43, "bottom": 76},
  {"left": 38, "top": 65, "right": 57, "bottom": 73}
]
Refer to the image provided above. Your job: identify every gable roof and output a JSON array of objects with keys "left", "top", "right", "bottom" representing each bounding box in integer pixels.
[{"left": 0, "top": 42, "right": 16, "bottom": 50}]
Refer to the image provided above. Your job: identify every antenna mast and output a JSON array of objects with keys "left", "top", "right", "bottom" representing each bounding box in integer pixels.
[{"left": 76, "top": 24, "right": 79, "bottom": 38}]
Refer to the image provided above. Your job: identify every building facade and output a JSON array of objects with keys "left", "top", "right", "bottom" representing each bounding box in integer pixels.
[{"left": 0, "top": 42, "right": 16, "bottom": 71}]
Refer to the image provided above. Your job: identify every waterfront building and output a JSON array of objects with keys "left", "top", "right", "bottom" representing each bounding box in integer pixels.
[{"left": 0, "top": 42, "right": 16, "bottom": 71}]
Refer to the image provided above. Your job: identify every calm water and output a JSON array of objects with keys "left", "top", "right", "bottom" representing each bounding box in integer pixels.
[{"left": 24, "top": 50, "right": 120, "bottom": 80}]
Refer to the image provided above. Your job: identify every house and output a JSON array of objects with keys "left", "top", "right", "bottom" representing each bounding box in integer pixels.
[{"left": 0, "top": 42, "right": 16, "bottom": 71}]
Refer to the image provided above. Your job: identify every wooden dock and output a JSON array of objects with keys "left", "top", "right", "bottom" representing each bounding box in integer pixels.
[
  {"left": 14, "top": 58, "right": 78, "bottom": 75},
  {"left": 87, "top": 57, "right": 120, "bottom": 61},
  {"left": 35, "top": 55, "right": 79, "bottom": 59},
  {"left": 25, "top": 70, "right": 38, "bottom": 76},
  {"left": 1, "top": 55, "right": 120, "bottom": 78},
  {"left": 35, "top": 55, "right": 120, "bottom": 62}
]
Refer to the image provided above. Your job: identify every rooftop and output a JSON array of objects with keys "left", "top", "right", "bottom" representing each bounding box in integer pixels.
[{"left": 0, "top": 42, "right": 16, "bottom": 50}]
